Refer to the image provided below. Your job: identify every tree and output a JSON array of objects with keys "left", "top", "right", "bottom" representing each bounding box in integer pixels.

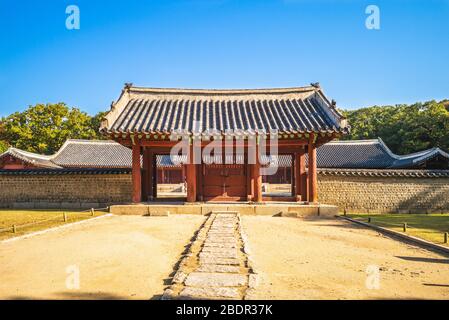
[
  {"left": 90, "top": 111, "right": 107, "bottom": 140},
  {"left": 0, "top": 103, "right": 102, "bottom": 155},
  {"left": 343, "top": 100, "right": 449, "bottom": 154},
  {"left": 0, "top": 140, "right": 8, "bottom": 153}
]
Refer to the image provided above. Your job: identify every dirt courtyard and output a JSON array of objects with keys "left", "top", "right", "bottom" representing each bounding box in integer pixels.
[
  {"left": 242, "top": 216, "right": 449, "bottom": 300},
  {"left": 1, "top": 214, "right": 449, "bottom": 300},
  {"left": 0, "top": 214, "right": 205, "bottom": 299}
]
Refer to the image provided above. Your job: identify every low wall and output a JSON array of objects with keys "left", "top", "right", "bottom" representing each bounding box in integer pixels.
[
  {"left": 318, "top": 169, "right": 449, "bottom": 213},
  {"left": 0, "top": 169, "right": 132, "bottom": 209},
  {"left": 0, "top": 169, "right": 448, "bottom": 213}
]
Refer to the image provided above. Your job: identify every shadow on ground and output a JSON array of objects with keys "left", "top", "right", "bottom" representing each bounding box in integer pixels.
[
  {"left": 7, "top": 291, "right": 131, "bottom": 300},
  {"left": 395, "top": 256, "right": 449, "bottom": 264}
]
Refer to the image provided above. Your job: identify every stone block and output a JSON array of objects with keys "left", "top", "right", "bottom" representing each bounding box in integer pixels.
[
  {"left": 196, "top": 264, "right": 240, "bottom": 273},
  {"left": 180, "top": 287, "right": 239, "bottom": 299},
  {"left": 109, "top": 205, "right": 148, "bottom": 215},
  {"left": 177, "top": 205, "right": 202, "bottom": 215},
  {"left": 318, "top": 205, "right": 338, "bottom": 217},
  {"left": 184, "top": 273, "right": 247, "bottom": 287},
  {"left": 254, "top": 206, "right": 283, "bottom": 216},
  {"left": 290, "top": 206, "right": 318, "bottom": 217},
  {"left": 199, "top": 257, "right": 240, "bottom": 265},
  {"left": 228, "top": 205, "right": 255, "bottom": 215}
]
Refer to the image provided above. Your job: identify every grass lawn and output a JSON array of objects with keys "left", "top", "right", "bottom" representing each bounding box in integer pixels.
[
  {"left": 347, "top": 213, "right": 449, "bottom": 246},
  {"left": 0, "top": 209, "right": 107, "bottom": 240}
]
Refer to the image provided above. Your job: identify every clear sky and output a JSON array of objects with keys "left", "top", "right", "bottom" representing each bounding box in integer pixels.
[{"left": 0, "top": 0, "right": 448, "bottom": 116}]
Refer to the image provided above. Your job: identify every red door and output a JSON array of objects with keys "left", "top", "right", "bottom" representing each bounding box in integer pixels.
[{"left": 202, "top": 164, "right": 247, "bottom": 201}]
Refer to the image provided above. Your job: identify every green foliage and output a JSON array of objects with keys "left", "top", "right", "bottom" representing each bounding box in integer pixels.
[
  {"left": 0, "top": 140, "right": 8, "bottom": 153},
  {"left": 0, "top": 103, "right": 105, "bottom": 155},
  {"left": 343, "top": 100, "right": 449, "bottom": 154}
]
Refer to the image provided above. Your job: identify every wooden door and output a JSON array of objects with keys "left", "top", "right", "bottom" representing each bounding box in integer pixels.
[{"left": 202, "top": 164, "right": 246, "bottom": 201}]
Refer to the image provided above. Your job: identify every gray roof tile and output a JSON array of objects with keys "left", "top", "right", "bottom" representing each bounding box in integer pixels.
[
  {"left": 100, "top": 85, "right": 349, "bottom": 135},
  {"left": 52, "top": 140, "right": 132, "bottom": 168}
]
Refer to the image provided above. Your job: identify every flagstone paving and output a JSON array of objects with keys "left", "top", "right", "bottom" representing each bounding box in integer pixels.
[{"left": 162, "top": 212, "right": 257, "bottom": 300}]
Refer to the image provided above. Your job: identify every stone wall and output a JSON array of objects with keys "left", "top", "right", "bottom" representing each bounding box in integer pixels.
[
  {"left": 318, "top": 170, "right": 449, "bottom": 213},
  {"left": 1, "top": 169, "right": 448, "bottom": 213},
  {"left": 0, "top": 172, "right": 132, "bottom": 209}
]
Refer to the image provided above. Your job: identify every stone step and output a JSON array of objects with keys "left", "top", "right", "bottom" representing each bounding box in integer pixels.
[
  {"left": 199, "top": 252, "right": 239, "bottom": 259},
  {"left": 184, "top": 272, "right": 248, "bottom": 287},
  {"left": 196, "top": 264, "right": 241, "bottom": 273},
  {"left": 202, "top": 247, "right": 239, "bottom": 254},
  {"left": 180, "top": 287, "right": 240, "bottom": 299},
  {"left": 199, "top": 257, "right": 241, "bottom": 265},
  {"left": 212, "top": 211, "right": 239, "bottom": 215},
  {"left": 203, "top": 242, "right": 237, "bottom": 248}
]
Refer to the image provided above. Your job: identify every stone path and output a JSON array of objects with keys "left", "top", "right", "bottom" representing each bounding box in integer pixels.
[{"left": 162, "top": 212, "right": 257, "bottom": 300}]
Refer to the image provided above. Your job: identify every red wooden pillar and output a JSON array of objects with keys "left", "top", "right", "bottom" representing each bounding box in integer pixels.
[
  {"left": 132, "top": 143, "right": 142, "bottom": 203},
  {"left": 294, "top": 152, "right": 301, "bottom": 201},
  {"left": 308, "top": 135, "right": 318, "bottom": 203},
  {"left": 197, "top": 162, "right": 203, "bottom": 202},
  {"left": 247, "top": 162, "right": 253, "bottom": 201},
  {"left": 142, "top": 148, "right": 149, "bottom": 201},
  {"left": 295, "top": 149, "right": 308, "bottom": 202},
  {"left": 300, "top": 149, "right": 308, "bottom": 202},
  {"left": 186, "top": 143, "right": 197, "bottom": 202},
  {"left": 252, "top": 143, "right": 262, "bottom": 203}
]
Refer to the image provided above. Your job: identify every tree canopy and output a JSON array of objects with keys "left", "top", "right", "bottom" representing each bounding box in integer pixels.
[
  {"left": 0, "top": 103, "right": 105, "bottom": 155},
  {"left": 342, "top": 100, "right": 449, "bottom": 154},
  {"left": 0, "top": 140, "right": 8, "bottom": 154}
]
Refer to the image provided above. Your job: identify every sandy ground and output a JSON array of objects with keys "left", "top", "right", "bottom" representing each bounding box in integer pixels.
[
  {"left": 242, "top": 216, "right": 449, "bottom": 300},
  {"left": 0, "top": 215, "right": 205, "bottom": 300}
]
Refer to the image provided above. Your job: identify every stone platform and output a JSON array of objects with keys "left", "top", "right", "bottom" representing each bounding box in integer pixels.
[{"left": 109, "top": 202, "right": 338, "bottom": 217}]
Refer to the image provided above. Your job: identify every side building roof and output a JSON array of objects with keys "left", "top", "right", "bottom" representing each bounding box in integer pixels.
[
  {"left": 51, "top": 139, "right": 133, "bottom": 168},
  {"left": 1, "top": 138, "right": 447, "bottom": 170},
  {"left": 0, "top": 148, "right": 61, "bottom": 169}
]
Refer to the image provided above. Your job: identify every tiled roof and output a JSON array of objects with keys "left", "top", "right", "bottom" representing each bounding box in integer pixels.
[
  {"left": 0, "top": 148, "right": 61, "bottom": 168},
  {"left": 156, "top": 154, "right": 185, "bottom": 168},
  {"left": 52, "top": 140, "right": 133, "bottom": 168},
  {"left": 318, "top": 168, "right": 449, "bottom": 178},
  {"left": 390, "top": 147, "right": 449, "bottom": 169},
  {"left": 2, "top": 138, "right": 447, "bottom": 170},
  {"left": 0, "top": 168, "right": 131, "bottom": 175},
  {"left": 100, "top": 84, "right": 349, "bottom": 135},
  {"left": 313, "top": 139, "right": 396, "bottom": 169},
  {"left": 313, "top": 139, "right": 449, "bottom": 169}
]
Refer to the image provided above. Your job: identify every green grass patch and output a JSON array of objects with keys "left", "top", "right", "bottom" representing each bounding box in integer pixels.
[
  {"left": 347, "top": 213, "right": 449, "bottom": 246},
  {"left": 0, "top": 209, "right": 107, "bottom": 240}
]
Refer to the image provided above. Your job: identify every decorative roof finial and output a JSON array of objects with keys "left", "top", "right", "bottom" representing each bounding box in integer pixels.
[
  {"left": 124, "top": 83, "right": 133, "bottom": 90},
  {"left": 331, "top": 99, "right": 337, "bottom": 107},
  {"left": 310, "top": 82, "right": 320, "bottom": 89}
]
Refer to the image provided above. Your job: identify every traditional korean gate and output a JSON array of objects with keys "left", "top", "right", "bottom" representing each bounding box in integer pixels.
[{"left": 202, "top": 164, "right": 247, "bottom": 201}]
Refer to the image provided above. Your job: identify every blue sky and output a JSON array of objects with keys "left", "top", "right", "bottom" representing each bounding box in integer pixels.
[{"left": 0, "top": 0, "right": 448, "bottom": 116}]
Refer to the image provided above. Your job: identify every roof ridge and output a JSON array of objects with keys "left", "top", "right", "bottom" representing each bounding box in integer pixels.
[
  {"left": 64, "top": 139, "right": 118, "bottom": 144},
  {"left": 127, "top": 85, "right": 318, "bottom": 95},
  {"left": 326, "top": 139, "right": 380, "bottom": 145},
  {"left": 7, "top": 147, "right": 53, "bottom": 160}
]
